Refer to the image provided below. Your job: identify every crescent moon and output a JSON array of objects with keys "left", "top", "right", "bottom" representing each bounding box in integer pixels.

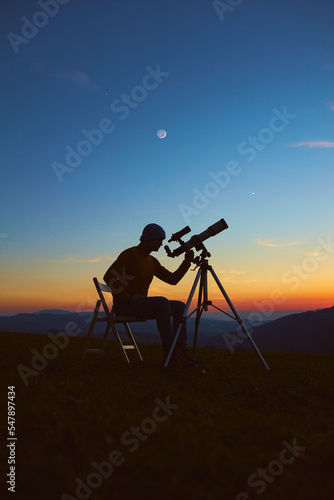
[{"left": 157, "top": 129, "right": 167, "bottom": 139}]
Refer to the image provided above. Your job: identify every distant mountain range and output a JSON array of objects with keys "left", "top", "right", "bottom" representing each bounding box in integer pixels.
[
  {"left": 34, "top": 309, "right": 74, "bottom": 315},
  {"left": 0, "top": 310, "right": 256, "bottom": 337},
  {"left": 0, "top": 307, "right": 333, "bottom": 354}
]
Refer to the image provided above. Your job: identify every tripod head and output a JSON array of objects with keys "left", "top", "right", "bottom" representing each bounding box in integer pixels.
[{"left": 191, "top": 247, "right": 211, "bottom": 267}]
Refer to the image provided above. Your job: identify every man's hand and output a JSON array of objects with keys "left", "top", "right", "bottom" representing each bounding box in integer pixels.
[{"left": 184, "top": 250, "right": 194, "bottom": 264}]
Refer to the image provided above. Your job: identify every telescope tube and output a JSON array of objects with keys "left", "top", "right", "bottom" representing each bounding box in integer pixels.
[{"left": 171, "top": 218, "right": 228, "bottom": 256}]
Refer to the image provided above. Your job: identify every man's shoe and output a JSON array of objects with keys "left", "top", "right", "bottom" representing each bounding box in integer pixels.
[
  {"left": 164, "top": 348, "right": 196, "bottom": 368},
  {"left": 180, "top": 352, "right": 199, "bottom": 368},
  {"left": 174, "top": 348, "right": 200, "bottom": 368},
  {"left": 180, "top": 348, "right": 207, "bottom": 368}
]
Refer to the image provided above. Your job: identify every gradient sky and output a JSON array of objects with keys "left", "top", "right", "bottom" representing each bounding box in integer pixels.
[{"left": 1, "top": 0, "right": 334, "bottom": 316}]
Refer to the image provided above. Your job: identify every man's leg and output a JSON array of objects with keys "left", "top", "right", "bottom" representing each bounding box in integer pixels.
[
  {"left": 169, "top": 300, "right": 187, "bottom": 350},
  {"left": 169, "top": 300, "right": 202, "bottom": 367},
  {"left": 114, "top": 297, "right": 174, "bottom": 360}
]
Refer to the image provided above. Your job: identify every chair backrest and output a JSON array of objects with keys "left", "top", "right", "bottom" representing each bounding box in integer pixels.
[
  {"left": 93, "top": 277, "right": 113, "bottom": 315},
  {"left": 95, "top": 278, "right": 112, "bottom": 293},
  {"left": 92, "top": 277, "right": 146, "bottom": 324}
]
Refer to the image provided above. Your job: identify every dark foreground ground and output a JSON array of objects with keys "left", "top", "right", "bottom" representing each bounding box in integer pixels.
[{"left": 0, "top": 331, "right": 333, "bottom": 500}]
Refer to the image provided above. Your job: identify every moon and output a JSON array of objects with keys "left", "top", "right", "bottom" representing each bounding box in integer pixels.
[{"left": 157, "top": 129, "right": 167, "bottom": 139}]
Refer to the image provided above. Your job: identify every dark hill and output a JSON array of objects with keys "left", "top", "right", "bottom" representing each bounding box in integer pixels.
[
  {"left": 0, "top": 312, "right": 91, "bottom": 335},
  {"left": 214, "top": 306, "right": 334, "bottom": 354}
]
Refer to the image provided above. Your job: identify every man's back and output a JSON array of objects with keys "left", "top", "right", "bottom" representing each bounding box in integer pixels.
[{"left": 104, "top": 245, "right": 159, "bottom": 303}]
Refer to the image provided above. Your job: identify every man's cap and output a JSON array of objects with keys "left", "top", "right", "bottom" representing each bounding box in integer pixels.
[{"left": 140, "top": 223, "right": 166, "bottom": 242}]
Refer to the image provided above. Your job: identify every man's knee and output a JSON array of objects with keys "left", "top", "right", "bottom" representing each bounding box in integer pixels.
[
  {"left": 153, "top": 296, "right": 170, "bottom": 311},
  {"left": 171, "top": 300, "right": 186, "bottom": 315},
  {"left": 154, "top": 296, "right": 169, "bottom": 304}
]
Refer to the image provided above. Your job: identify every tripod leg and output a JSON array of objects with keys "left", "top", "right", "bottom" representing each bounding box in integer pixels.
[
  {"left": 209, "top": 267, "right": 270, "bottom": 371},
  {"left": 192, "top": 268, "right": 207, "bottom": 356},
  {"left": 192, "top": 304, "right": 205, "bottom": 357},
  {"left": 164, "top": 267, "right": 202, "bottom": 368}
]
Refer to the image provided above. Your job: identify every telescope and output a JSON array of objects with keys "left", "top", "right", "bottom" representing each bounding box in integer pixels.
[
  {"left": 163, "top": 216, "right": 270, "bottom": 371},
  {"left": 165, "top": 218, "right": 228, "bottom": 258}
]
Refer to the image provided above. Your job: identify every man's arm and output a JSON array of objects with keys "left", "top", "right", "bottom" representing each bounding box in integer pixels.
[{"left": 154, "top": 250, "right": 194, "bottom": 285}]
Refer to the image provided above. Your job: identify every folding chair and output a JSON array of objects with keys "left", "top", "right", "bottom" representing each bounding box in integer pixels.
[{"left": 81, "top": 277, "right": 145, "bottom": 363}]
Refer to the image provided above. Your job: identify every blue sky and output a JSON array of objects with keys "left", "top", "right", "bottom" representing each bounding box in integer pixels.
[{"left": 1, "top": 0, "right": 334, "bottom": 314}]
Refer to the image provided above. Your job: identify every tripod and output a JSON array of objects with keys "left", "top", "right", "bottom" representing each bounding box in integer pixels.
[{"left": 164, "top": 248, "right": 270, "bottom": 370}]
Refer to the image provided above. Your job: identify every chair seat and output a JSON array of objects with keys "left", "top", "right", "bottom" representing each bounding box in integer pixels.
[
  {"left": 80, "top": 277, "right": 145, "bottom": 363},
  {"left": 113, "top": 316, "right": 146, "bottom": 323}
]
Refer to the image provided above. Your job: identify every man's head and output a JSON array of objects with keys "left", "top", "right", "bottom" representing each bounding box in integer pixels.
[{"left": 140, "top": 223, "right": 166, "bottom": 252}]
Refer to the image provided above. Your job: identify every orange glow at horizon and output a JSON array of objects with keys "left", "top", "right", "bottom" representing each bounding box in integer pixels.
[
  {"left": 1, "top": 255, "right": 333, "bottom": 315},
  {"left": 1, "top": 285, "right": 333, "bottom": 316}
]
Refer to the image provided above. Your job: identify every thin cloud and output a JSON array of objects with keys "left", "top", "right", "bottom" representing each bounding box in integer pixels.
[
  {"left": 52, "top": 69, "right": 100, "bottom": 89},
  {"left": 304, "top": 251, "right": 326, "bottom": 257},
  {"left": 36, "top": 63, "right": 100, "bottom": 90},
  {"left": 215, "top": 269, "right": 246, "bottom": 285},
  {"left": 217, "top": 269, "right": 246, "bottom": 275},
  {"left": 291, "top": 141, "right": 334, "bottom": 148},
  {"left": 328, "top": 102, "right": 334, "bottom": 112},
  {"left": 33, "top": 255, "right": 114, "bottom": 264},
  {"left": 255, "top": 238, "right": 303, "bottom": 248}
]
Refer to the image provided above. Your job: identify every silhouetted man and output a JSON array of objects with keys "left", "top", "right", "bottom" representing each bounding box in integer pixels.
[{"left": 104, "top": 223, "right": 198, "bottom": 366}]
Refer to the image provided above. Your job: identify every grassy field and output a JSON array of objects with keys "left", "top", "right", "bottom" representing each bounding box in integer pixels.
[{"left": 1, "top": 331, "right": 333, "bottom": 500}]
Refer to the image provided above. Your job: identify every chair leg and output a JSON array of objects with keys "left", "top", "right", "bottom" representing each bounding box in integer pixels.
[
  {"left": 109, "top": 321, "right": 131, "bottom": 363},
  {"left": 124, "top": 323, "right": 143, "bottom": 361},
  {"left": 81, "top": 300, "right": 101, "bottom": 360},
  {"left": 99, "top": 324, "right": 111, "bottom": 358},
  {"left": 80, "top": 294, "right": 144, "bottom": 364}
]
